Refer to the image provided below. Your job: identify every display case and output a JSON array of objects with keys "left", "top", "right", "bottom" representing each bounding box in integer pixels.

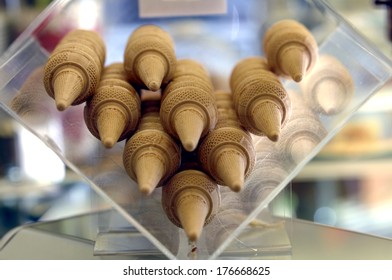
[{"left": 0, "top": 0, "right": 391, "bottom": 259}]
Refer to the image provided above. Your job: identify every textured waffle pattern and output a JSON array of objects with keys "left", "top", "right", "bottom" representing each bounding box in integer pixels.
[
  {"left": 84, "top": 62, "right": 141, "bottom": 143},
  {"left": 198, "top": 127, "right": 255, "bottom": 185},
  {"left": 160, "top": 87, "right": 218, "bottom": 137},
  {"left": 229, "top": 55, "right": 293, "bottom": 137},
  {"left": 229, "top": 57, "right": 270, "bottom": 90},
  {"left": 263, "top": 19, "right": 318, "bottom": 79},
  {"left": 124, "top": 26, "right": 176, "bottom": 88},
  {"left": 163, "top": 79, "right": 213, "bottom": 97},
  {"left": 123, "top": 129, "right": 181, "bottom": 181},
  {"left": 61, "top": 29, "right": 106, "bottom": 64},
  {"left": 236, "top": 82, "right": 290, "bottom": 136},
  {"left": 159, "top": 58, "right": 217, "bottom": 145},
  {"left": 161, "top": 170, "right": 220, "bottom": 228},
  {"left": 231, "top": 70, "right": 279, "bottom": 103},
  {"left": 44, "top": 30, "right": 106, "bottom": 106},
  {"left": 84, "top": 86, "right": 140, "bottom": 140},
  {"left": 123, "top": 107, "right": 181, "bottom": 186}
]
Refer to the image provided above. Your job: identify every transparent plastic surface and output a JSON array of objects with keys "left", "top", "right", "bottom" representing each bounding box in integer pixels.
[{"left": 0, "top": 0, "right": 391, "bottom": 259}]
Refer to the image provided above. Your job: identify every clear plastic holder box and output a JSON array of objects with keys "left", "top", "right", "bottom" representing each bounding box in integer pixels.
[{"left": 0, "top": 0, "right": 391, "bottom": 259}]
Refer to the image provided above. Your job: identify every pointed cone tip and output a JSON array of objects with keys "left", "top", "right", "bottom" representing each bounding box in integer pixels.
[
  {"left": 138, "top": 183, "right": 156, "bottom": 196},
  {"left": 281, "top": 46, "right": 309, "bottom": 83},
  {"left": 182, "top": 139, "right": 198, "bottom": 152},
  {"left": 252, "top": 102, "right": 282, "bottom": 141},
  {"left": 174, "top": 109, "right": 205, "bottom": 152},
  {"left": 101, "top": 137, "right": 116, "bottom": 149},
  {"left": 137, "top": 54, "right": 166, "bottom": 92},
  {"left": 293, "top": 73, "right": 303, "bottom": 83},
  {"left": 53, "top": 69, "right": 84, "bottom": 111},
  {"left": 55, "top": 99, "right": 70, "bottom": 111},
  {"left": 215, "top": 150, "right": 245, "bottom": 192},
  {"left": 187, "top": 231, "right": 199, "bottom": 242},
  {"left": 229, "top": 182, "right": 243, "bottom": 193},
  {"left": 176, "top": 192, "right": 209, "bottom": 242},
  {"left": 96, "top": 108, "right": 127, "bottom": 148},
  {"left": 266, "top": 131, "right": 280, "bottom": 142},
  {"left": 134, "top": 154, "right": 165, "bottom": 196}
]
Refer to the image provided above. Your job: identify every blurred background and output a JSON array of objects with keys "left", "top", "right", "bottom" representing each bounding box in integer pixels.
[{"left": 0, "top": 0, "right": 391, "bottom": 247}]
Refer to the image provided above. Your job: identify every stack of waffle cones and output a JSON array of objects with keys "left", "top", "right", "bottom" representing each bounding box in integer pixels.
[
  {"left": 38, "top": 20, "right": 352, "bottom": 249},
  {"left": 124, "top": 25, "right": 176, "bottom": 91},
  {"left": 84, "top": 63, "right": 141, "bottom": 148},
  {"left": 198, "top": 90, "right": 256, "bottom": 192},
  {"left": 263, "top": 19, "right": 318, "bottom": 82},
  {"left": 123, "top": 96, "right": 181, "bottom": 196},
  {"left": 230, "top": 57, "right": 291, "bottom": 142},
  {"left": 161, "top": 169, "right": 220, "bottom": 242},
  {"left": 43, "top": 29, "right": 106, "bottom": 111},
  {"left": 160, "top": 59, "right": 218, "bottom": 152}
]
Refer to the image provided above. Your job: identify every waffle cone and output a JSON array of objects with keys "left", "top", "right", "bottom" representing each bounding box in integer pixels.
[
  {"left": 252, "top": 101, "right": 282, "bottom": 142},
  {"left": 279, "top": 45, "right": 309, "bottom": 82},
  {"left": 214, "top": 149, "right": 246, "bottom": 192},
  {"left": 176, "top": 189, "right": 209, "bottom": 242},
  {"left": 96, "top": 106, "right": 127, "bottom": 148},
  {"left": 134, "top": 153, "right": 165, "bottom": 196},
  {"left": 136, "top": 53, "right": 167, "bottom": 91},
  {"left": 174, "top": 108, "right": 205, "bottom": 152},
  {"left": 53, "top": 68, "right": 85, "bottom": 111}
]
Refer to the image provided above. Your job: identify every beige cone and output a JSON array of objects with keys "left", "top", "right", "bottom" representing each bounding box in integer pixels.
[
  {"left": 84, "top": 63, "right": 141, "bottom": 147},
  {"left": 136, "top": 52, "right": 168, "bottom": 91},
  {"left": 124, "top": 25, "right": 176, "bottom": 89},
  {"left": 232, "top": 71, "right": 291, "bottom": 138},
  {"left": 279, "top": 44, "right": 310, "bottom": 82},
  {"left": 174, "top": 108, "right": 206, "bottom": 152},
  {"left": 134, "top": 152, "right": 166, "bottom": 196},
  {"left": 123, "top": 111, "right": 181, "bottom": 195},
  {"left": 198, "top": 126, "right": 255, "bottom": 192},
  {"left": 175, "top": 189, "right": 210, "bottom": 242},
  {"left": 44, "top": 31, "right": 106, "bottom": 109},
  {"left": 161, "top": 170, "right": 220, "bottom": 242},
  {"left": 214, "top": 148, "right": 246, "bottom": 192},
  {"left": 252, "top": 101, "right": 282, "bottom": 142},
  {"left": 53, "top": 67, "right": 85, "bottom": 111},
  {"left": 96, "top": 106, "right": 127, "bottom": 148},
  {"left": 263, "top": 19, "right": 318, "bottom": 81}
]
